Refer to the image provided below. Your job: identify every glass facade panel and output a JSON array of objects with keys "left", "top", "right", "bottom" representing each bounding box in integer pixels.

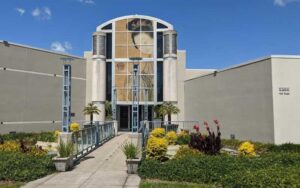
[
  {"left": 106, "top": 62, "right": 112, "bottom": 101},
  {"left": 115, "top": 62, "right": 127, "bottom": 74},
  {"left": 141, "top": 19, "right": 153, "bottom": 31},
  {"left": 157, "top": 32, "right": 163, "bottom": 58},
  {"left": 115, "top": 75, "right": 127, "bottom": 88},
  {"left": 116, "top": 89, "right": 127, "bottom": 101},
  {"left": 115, "top": 46, "right": 127, "bottom": 58},
  {"left": 128, "top": 46, "right": 141, "bottom": 58},
  {"left": 157, "top": 61, "right": 163, "bottom": 101},
  {"left": 116, "top": 19, "right": 127, "bottom": 31},
  {"left": 106, "top": 33, "right": 112, "bottom": 59},
  {"left": 140, "top": 45, "right": 153, "bottom": 58},
  {"left": 127, "top": 18, "right": 141, "bottom": 31},
  {"left": 115, "top": 32, "right": 127, "bottom": 46},
  {"left": 140, "top": 62, "right": 154, "bottom": 74},
  {"left": 140, "top": 75, "right": 154, "bottom": 88},
  {"left": 140, "top": 32, "right": 153, "bottom": 45},
  {"left": 128, "top": 32, "right": 140, "bottom": 46}
]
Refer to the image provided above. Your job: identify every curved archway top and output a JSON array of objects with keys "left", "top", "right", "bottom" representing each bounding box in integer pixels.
[{"left": 96, "top": 15, "right": 174, "bottom": 31}]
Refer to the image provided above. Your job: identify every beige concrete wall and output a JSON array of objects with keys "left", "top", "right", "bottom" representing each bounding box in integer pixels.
[
  {"left": 84, "top": 51, "right": 93, "bottom": 105},
  {"left": 271, "top": 57, "right": 300, "bottom": 144},
  {"left": 185, "top": 69, "right": 215, "bottom": 80},
  {"left": 0, "top": 42, "right": 86, "bottom": 133},
  {"left": 185, "top": 59, "right": 275, "bottom": 143},
  {"left": 176, "top": 50, "right": 186, "bottom": 121}
]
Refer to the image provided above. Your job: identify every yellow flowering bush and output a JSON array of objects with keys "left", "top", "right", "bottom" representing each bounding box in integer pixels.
[
  {"left": 70, "top": 122, "right": 80, "bottom": 132},
  {"left": 166, "top": 131, "right": 177, "bottom": 145},
  {"left": 150, "top": 128, "right": 166, "bottom": 138},
  {"left": 239, "top": 141, "right": 256, "bottom": 156},
  {"left": 0, "top": 141, "right": 20, "bottom": 152},
  {"left": 146, "top": 136, "right": 168, "bottom": 160}
]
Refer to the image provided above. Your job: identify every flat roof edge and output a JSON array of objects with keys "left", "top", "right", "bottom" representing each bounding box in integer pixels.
[
  {"left": 185, "top": 54, "right": 300, "bottom": 82},
  {"left": 0, "top": 40, "right": 85, "bottom": 60}
]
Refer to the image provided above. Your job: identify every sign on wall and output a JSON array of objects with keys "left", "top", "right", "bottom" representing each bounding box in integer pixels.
[{"left": 279, "top": 87, "right": 290, "bottom": 96}]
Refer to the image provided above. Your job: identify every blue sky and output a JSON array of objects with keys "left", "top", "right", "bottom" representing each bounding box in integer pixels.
[{"left": 1, "top": 0, "right": 300, "bottom": 69}]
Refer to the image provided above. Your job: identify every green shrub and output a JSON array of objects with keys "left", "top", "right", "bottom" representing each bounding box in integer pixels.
[
  {"left": 122, "top": 142, "right": 139, "bottom": 159},
  {"left": 0, "top": 132, "right": 56, "bottom": 145},
  {"left": 176, "top": 134, "right": 190, "bottom": 145},
  {"left": 0, "top": 151, "right": 55, "bottom": 182},
  {"left": 267, "top": 143, "right": 300, "bottom": 153},
  {"left": 173, "top": 145, "right": 201, "bottom": 159},
  {"left": 138, "top": 153, "right": 300, "bottom": 187}
]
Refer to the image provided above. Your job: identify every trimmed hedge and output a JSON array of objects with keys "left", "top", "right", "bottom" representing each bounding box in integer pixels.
[
  {"left": 0, "top": 132, "right": 56, "bottom": 144},
  {"left": 138, "top": 153, "right": 300, "bottom": 187},
  {"left": 0, "top": 151, "right": 55, "bottom": 182}
]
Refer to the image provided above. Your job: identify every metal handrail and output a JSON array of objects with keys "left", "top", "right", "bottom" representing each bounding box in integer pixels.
[{"left": 72, "top": 121, "right": 115, "bottom": 161}]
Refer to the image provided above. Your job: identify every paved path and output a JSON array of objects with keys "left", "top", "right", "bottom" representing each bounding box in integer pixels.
[{"left": 23, "top": 133, "right": 141, "bottom": 188}]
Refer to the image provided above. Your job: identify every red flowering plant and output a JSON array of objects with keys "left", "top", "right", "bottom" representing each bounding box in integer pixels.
[
  {"left": 193, "top": 124, "right": 200, "bottom": 133},
  {"left": 189, "top": 120, "right": 222, "bottom": 155}
]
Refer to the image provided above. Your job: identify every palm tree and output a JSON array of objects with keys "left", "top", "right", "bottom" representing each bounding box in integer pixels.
[
  {"left": 157, "top": 102, "right": 180, "bottom": 122},
  {"left": 83, "top": 103, "right": 100, "bottom": 125}
]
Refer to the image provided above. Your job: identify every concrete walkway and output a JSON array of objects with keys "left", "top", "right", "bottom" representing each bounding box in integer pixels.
[{"left": 23, "top": 133, "right": 141, "bottom": 188}]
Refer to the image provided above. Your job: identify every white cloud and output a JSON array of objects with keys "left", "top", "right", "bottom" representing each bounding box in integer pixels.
[
  {"left": 51, "top": 41, "right": 73, "bottom": 53},
  {"left": 274, "top": 0, "right": 300, "bottom": 7},
  {"left": 15, "top": 8, "right": 25, "bottom": 16},
  {"left": 32, "top": 7, "right": 52, "bottom": 20},
  {"left": 79, "top": 0, "right": 95, "bottom": 4}
]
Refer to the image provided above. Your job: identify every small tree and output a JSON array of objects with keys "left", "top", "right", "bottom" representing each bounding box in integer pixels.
[
  {"left": 83, "top": 103, "right": 100, "bottom": 125},
  {"left": 157, "top": 102, "right": 180, "bottom": 122}
]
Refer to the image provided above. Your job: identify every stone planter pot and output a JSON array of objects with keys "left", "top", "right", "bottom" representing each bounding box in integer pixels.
[
  {"left": 52, "top": 156, "right": 74, "bottom": 172},
  {"left": 126, "top": 158, "right": 141, "bottom": 174}
]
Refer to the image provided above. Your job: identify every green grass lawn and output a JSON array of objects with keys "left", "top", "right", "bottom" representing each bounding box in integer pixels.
[{"left": 140, "top": 180, "right": 214, "bottom": 188}]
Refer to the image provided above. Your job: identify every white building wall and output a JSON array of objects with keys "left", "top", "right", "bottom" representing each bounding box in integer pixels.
[{"left": 272, "top": 57, "right": 300, "bottom": 144}]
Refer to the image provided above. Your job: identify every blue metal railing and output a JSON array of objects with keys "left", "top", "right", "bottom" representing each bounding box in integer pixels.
[{"left": 72, "top": 121, "right": 115, "bottom": 161}]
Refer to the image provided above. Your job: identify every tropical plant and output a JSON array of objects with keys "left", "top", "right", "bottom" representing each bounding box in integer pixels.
[
  {"left": 57, "top": 141, "right": 74, "bottom": 158},
  {"left": 156, "top": 102, "right": 180, "bottom": 122},
  {"left": 122, "top": 142, "right": 140, "bottom": 159},
  {"left": 154, "top": 105, "right": 163, "bottom": 121},
  {"left": 105, "top": 100, "right": 113, "bottom": 120},
  {"left": 176, "top": 130, "right": 191, "bottom": 145},
  {"left": 189, "top": 120, "right": 221, "bottom": 155},
  {"left": 83, "top": 102, "right": 101, "bottom": 125}
]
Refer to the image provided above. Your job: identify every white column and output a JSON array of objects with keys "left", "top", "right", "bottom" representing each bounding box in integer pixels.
[
  {"left": 91, "top": 31, "right": 106, "bottom": 121},
  {"left": 163, "top": 30, "right": 178, "bottom": 102}
]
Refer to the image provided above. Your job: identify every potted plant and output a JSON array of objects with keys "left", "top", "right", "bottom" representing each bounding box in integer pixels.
[
  {"left": 53, "top": 140, "right": 74, "bottom": 172},
  {"left": 122, "top": 142, "right": 140, "bottom": 174}
]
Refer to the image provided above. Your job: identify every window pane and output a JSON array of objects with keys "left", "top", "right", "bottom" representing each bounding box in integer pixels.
[
  {"left": 157, "top": 32, "right": 163, "bottom": 58},
  {"left": 106, "top": 33, "right": 112, "bottom": 59},
  {"left": 128, "top": 18, "right": 140, "bottom": 31},
  {"left": 115, "top": 32, "right": 127, "bottom": 46},
  {"left": 157, "top": 22, "right": 168, "bottom": 29},
  {"left": 106, "top": 62, "right": 112, "bottom": 101},
  {"left": 140, "top": 32, "right": 153, "bottom": 45},
  {"left": 128, "top": 32, "right": 140, "bottom": 46},
  {"left": 157, "top": 61, "right": 163, "bottom": 101},
  {"left": 141, "top": 19, "right": 153, "bottom": 31},
  {"left": 140, "top": 45, "right": 153, "bottom": 58},
  {"left": 116, "top": 19, "right": 127, "bottom": 31},
  {"left": 115, "top": 62, "right": 127, "bottom": 74},
  {"left": 115, "top": 46, "right": 127, "bottom": 58},
  {"left": 128, "top": 46, "right": 141, "bottom": 58},
  {"left": 140, "top": 62, "right": 154, "bottom": 74},
  {"left": 115, "top": 75, "right": 127, "bottom": 88},
  {"left": 140, "top": 75, "right": 154, "bottom": 88},
  {"left": 116, "top": 89, "right": 127, "bottom": 101},
  {"left": 102, "top": 23, "right": 112, "bottom": 30}
]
